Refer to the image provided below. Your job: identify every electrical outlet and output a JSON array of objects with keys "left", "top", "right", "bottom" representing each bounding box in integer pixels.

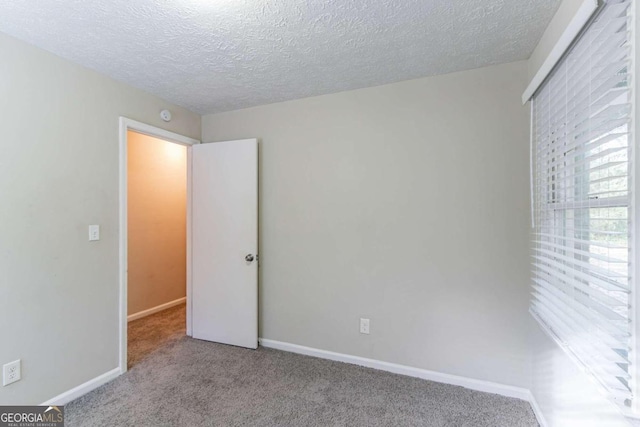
[
  {"left": 360, "top": 318, "right": 370, "bottom": 335},
  {"left": 3, "top": 360, "right": 21, "bottom": 386}
]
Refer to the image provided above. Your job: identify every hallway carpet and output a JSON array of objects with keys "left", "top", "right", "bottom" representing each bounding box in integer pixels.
[
  {"left": 66, "top": 332, "right": 537, "bottom": 426},
  {"left": 127, "top": 303, "right": 186, "bottom": 369}
]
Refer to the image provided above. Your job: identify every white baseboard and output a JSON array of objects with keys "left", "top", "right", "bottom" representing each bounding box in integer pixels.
[
  {"left": 259, "top": 338, "right": 530, "bottom": 401},
  {"left": 527, "top": 391, "right": 548, "bottom": 427},
  {"left": 127, "top": 297, "right": 186, "bottom": 322},
  {"left": 40, "top": 367, "right": 121, "bottom": 406}
]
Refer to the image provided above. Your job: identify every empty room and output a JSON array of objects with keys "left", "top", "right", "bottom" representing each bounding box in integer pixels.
[{"left": 0, "top": 0, "right": 636, "bottom": 426}]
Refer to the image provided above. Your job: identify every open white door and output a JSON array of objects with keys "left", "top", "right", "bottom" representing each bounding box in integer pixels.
[{"left": 191, "top": 139, "right": 258, "bottom": 349}]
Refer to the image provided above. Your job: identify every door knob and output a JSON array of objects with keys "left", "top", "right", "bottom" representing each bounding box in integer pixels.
[{"left": 245, "top": 254, "right": 255, "bottom": 262}]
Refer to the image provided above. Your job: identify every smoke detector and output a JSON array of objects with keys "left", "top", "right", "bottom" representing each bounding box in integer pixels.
[{"left": 160, "top": 109, "right": 172, "bottom": 122}]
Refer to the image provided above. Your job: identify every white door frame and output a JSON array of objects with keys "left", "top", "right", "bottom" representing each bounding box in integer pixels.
[{"left": 118, "top": 117, "right": 200, "bottom": 374}]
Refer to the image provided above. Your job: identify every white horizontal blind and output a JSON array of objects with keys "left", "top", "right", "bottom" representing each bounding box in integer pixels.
[{"left": 531, "top": 0, "right": 634, "bottom": 406}]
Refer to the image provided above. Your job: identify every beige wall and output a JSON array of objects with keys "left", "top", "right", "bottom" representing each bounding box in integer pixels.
[
  {"left": 127, "top": 132, "right": 187, "bottom": 315},
  {"left": 202, "top": 60, "right": 532, "bottom": 388},
  {"left": 0, "top": 32, "right": 200, "bottom": 405}
]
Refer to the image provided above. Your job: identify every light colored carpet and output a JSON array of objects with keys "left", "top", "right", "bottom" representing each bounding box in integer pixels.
[{"left": 66, "top": 307, "right": 537, "bottom": 426}]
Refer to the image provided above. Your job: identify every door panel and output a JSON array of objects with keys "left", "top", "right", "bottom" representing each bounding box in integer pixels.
[{"left": 191, "top": 139, "right": 258, "bottom": 349}]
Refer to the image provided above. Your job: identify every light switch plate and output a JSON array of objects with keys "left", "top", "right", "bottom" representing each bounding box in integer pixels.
[{"left": 89, "top": 225, "right": 100, "bottom": 241}]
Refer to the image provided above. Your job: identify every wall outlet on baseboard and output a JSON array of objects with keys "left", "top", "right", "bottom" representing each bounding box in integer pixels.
[
  {"left": 3, "top": 359, "right": 21, "bottom": 386},
  {"left": 360, "top": 318, "right": 370, "bottom": 334}
]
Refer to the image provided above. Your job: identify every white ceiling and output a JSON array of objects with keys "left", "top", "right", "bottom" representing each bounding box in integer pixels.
[{"left": 0, "top": 0, "right": 560, "bottom": 114}]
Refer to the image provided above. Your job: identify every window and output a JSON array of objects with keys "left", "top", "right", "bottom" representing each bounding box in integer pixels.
[{"left": 530, "top": 0, "right": 634, "bottom": 407}]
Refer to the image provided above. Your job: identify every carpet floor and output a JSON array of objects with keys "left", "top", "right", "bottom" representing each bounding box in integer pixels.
[
  {"left": 66, "top": 308, "right": 538, "bottom": 427},
  {"left": 127, "top": 303, "right": 186, "bottom": 369}
]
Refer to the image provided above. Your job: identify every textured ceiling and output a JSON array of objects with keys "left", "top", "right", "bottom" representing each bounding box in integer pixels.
[{"left": 0, "top": 0, "right": 560, "bottom": 114}]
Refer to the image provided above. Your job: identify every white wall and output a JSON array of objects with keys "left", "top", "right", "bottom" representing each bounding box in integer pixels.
[
  {"left": 527, "top": 0, "right": 584, "bottom": 80},
  {"left": 526, "top": 0, "right": 634, "bottom": 425},
  {"left": 0, "top": 32, "right": 200, "bottom": 405},
  {"left": 202, "top": 61, "right": 532, "bottom": 388}
]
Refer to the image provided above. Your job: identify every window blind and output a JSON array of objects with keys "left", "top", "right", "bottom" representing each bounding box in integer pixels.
[{"left": 530, "top": 0, "right": 634, "bottom": 406}]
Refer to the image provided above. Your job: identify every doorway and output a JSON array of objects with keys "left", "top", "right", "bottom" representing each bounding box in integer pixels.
[
  {"left": 126, "top": 130, "right": 187, "bottom": 368},
  {"left": 118, "top": 118, "right": 259, "bottom": 375},
  {"left": 119, "top": 118, "right": 199, "bottom": 373}
]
